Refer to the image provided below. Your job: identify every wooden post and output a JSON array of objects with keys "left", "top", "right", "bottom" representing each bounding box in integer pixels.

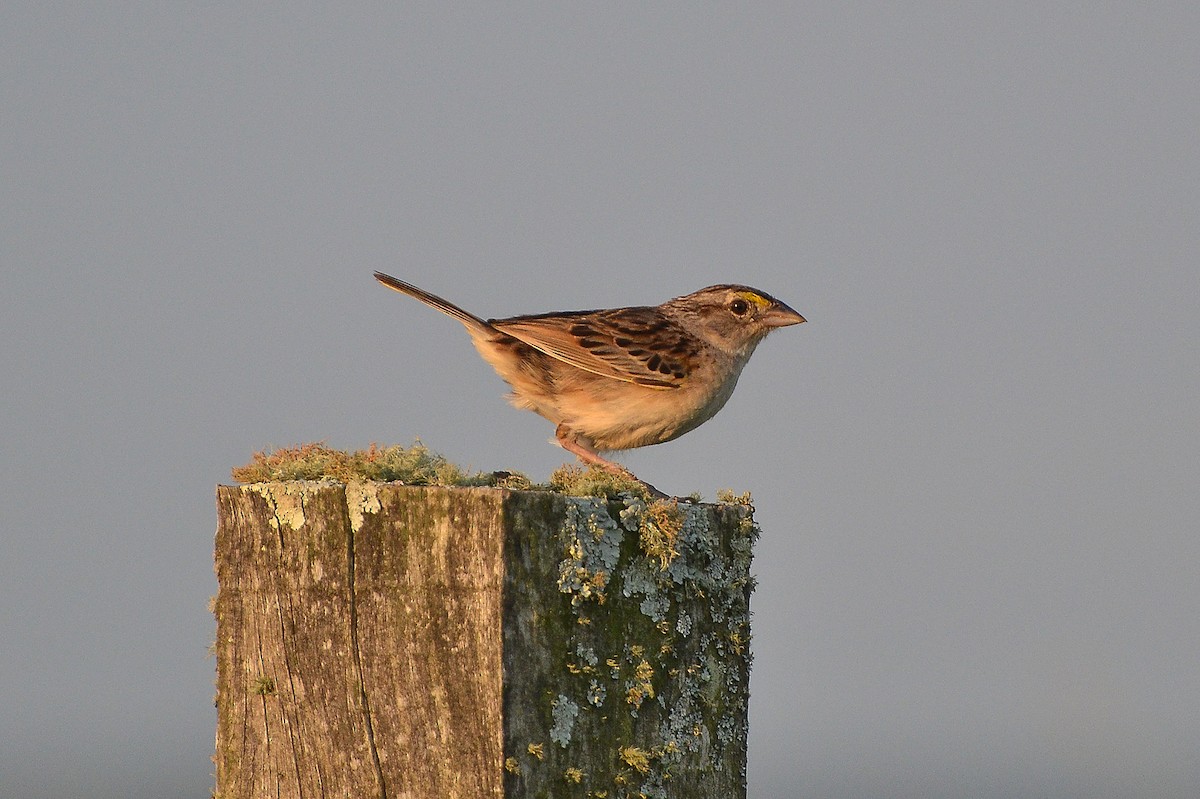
[{"left": 213, "top": 483, "right": 756, "bottom": 799}]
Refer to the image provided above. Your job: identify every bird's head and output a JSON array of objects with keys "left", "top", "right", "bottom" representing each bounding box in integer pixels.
[{"left": 663, "top": 285, "right": 805, "bottom": 356}]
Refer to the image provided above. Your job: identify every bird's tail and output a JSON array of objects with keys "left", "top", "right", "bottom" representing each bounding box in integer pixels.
[{"left": 373, "top": 272, "right": 494, "bottom": 336}]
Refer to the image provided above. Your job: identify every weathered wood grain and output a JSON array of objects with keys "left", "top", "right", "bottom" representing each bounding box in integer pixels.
[{"left": 214, "top": 483, "right": 756, "bottom": 799}]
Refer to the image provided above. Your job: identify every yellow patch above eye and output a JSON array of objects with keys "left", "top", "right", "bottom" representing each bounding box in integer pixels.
[{"left": 734, "top": 291, "right": 771, "bottom": 310}]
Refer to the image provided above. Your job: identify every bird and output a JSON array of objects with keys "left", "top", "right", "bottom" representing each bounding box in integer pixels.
[{"left": 374, "top": 272, "right": 805, "bottom": 496}]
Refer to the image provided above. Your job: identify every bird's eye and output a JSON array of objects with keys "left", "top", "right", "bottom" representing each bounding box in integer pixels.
[{"left": 730, "top": 299, "right": 750, "bottom": 316}]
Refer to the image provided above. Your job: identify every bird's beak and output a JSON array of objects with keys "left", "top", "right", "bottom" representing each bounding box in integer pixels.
[{"left": 762, "top": 301, "right": 806, "bottom": 328}]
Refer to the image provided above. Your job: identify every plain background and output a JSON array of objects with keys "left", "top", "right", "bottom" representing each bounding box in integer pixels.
[{"left": 3, "top": 4, "right": 1198, "bottom": 797}]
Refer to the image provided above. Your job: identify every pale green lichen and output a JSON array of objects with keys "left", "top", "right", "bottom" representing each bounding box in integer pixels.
[
  {"left": 587, "top": 679, "right": 607, "bottom": 707},
  {"left": 556, "top": 500, "right": 624, "bottom": 605},
  {"left": 243, "top": 483, "right": 308, "bottom": 530},
  {"left": 550, "top": 695, "right": 579, "bottom": 747},
  {"left": 537, "top": 494, "right": 756, "bottom": 797},
  {"left": 575, "top": 643, "right": 599, "bottom": 667},
  {"left": 344, "top": 480, "right": 381, "bottom": 531}
]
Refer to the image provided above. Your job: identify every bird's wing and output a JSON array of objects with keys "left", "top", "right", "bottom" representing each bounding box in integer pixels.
[{"left": 491, "top": 308, "right": 696, "bottom": 389}]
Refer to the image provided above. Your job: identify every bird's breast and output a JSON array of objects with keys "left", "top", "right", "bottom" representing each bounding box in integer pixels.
[{"left": 557, "top": 358, "right": 747, "bottom": 451}]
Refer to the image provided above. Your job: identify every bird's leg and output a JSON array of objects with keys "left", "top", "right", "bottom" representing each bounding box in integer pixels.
[
  {"left": 554, "top": 425, "right": 633, "bottom": 475},
  {"left": 555, "top": 425, "right": 668, "bottom": 500}
]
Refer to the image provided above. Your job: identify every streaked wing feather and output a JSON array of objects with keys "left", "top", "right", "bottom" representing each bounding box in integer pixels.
[{"left": 491, "top": 308, "right": 694, "bottom": 389}]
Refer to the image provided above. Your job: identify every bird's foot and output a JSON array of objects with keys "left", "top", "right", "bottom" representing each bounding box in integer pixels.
[
  {"left": 580, "top": 455, "right": 668, "bottom": 500},
  {"left": 556, "top": 426, "right": 682, "bottom": 502}
]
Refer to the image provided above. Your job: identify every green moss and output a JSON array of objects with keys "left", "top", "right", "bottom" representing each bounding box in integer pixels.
[
  {"left": 715, "top": 488, "right": 754, "bottom": 508},
  {"left": 231, "top": 443, "right": 661, "bottom": 500},
  {"left": 548, "top": 464, "right": 650, "bottom": 500},
  {"left": 231, "top": 441, "right": 486, "bottom": 485},
  {"left": 638, "top": 501, "right": 685, "bottom": 570},
  {"left": 251, "top": 675, "right": 276, "bottom": 697}
]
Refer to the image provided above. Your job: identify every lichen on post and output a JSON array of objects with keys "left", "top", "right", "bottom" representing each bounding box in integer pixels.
[
  {"left": 503, "top": 491, "right": 757, "bottom": 798},
  {"left": 214, "top": 477, "right": 756, "bottom": 799}
]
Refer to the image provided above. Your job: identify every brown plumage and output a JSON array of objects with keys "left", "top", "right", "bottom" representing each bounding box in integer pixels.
[{"left": 374, "top": 272, "right": 805, "bottom": 495}]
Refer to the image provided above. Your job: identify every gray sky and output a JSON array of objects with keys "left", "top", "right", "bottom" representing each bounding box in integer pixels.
[{"left": 3, "top": 3, "right": 1198, "bottom": 797}]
